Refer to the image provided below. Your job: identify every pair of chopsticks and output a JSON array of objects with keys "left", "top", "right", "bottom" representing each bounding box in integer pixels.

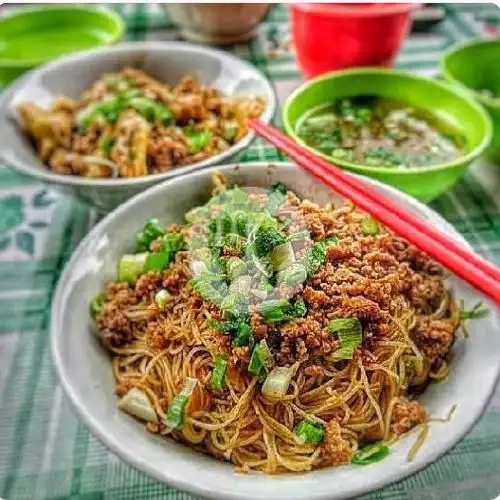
[{"left": 249, "top": 119, "right": 500, "bottom": 306}]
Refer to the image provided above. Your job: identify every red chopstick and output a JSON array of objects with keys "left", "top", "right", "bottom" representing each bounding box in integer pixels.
[{"left": 249, "top": 119, "right": 500, "bottom": 305}]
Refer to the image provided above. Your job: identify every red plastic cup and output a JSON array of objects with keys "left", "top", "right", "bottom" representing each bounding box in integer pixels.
[{"left": 290, "top": 3, "right": 421, "bottom": 79}]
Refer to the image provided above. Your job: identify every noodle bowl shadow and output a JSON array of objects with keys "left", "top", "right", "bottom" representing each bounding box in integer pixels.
[{"left": 51, "top": 162, "right": 500, "bottom": 500}]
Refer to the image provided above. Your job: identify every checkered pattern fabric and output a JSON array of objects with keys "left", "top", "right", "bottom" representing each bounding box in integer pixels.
[{"left": 1, "top": 4, "right": 500, "bottom": 500}]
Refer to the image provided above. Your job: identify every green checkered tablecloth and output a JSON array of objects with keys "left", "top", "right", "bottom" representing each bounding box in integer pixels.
[{"left": 1, "top": 4, "right": 500, "bottom": 500}]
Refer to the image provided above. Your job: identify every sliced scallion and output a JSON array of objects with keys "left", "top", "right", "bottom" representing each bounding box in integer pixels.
[
  {"left": 232, "top": 322, "right": 253, "bottom": 347},
  {"left": 270, "top": 241, "right": 295, "bottom": 271},
  {"left": 211, "top": 354, "right": 228, "bottom": 392},
  {"left": 352, "top": 443, "right": 389, "bottom": 465},
  {"left": 327, "top": 317, "right": 363, "bottom": 360},
  {"left": 118, "top": 253, "right": 148, "bottom": 284},
  {"left": 262, "top": 366, "right": 294, "bottom": 399},
  {"left": 294, "top": 419, "right": 324, "bottom": 444},
  {"left": 155, "top": 289, "right": 171, "bottom": 309},
  {"left": 248, "top": 339, "right": 271, "bottom": 378},
  {"left": 276, "top": 262, "right": 307, "bottom": 286},
  {"left": 89, "top": 292, "right": 106, "bottom": 319},
  {"left": 260, "top": 299, "right": 293, "bottom": 323},
  {"left": 361, "top": 218, "right": 380, "bottom": 235},
  {"left": 118, "top": 387, "right": 158, "bottom": 423},
  {"left": 165, "top": 377, "right": 198, "bottom": 430},
  {"left": 143, "top": 250, "right": 171, "bottom": 273}
]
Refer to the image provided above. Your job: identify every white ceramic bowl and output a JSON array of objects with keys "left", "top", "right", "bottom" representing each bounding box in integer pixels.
[
  {"left": 51, "top": 162, "right": 500, "bottom": 500},
  {"left": 0, "top": 42, "right": 276, "bottom": 212}
]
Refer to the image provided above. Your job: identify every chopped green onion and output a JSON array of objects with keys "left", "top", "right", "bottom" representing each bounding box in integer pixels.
[
  {"left": 99, "top": 134, "right": 115, "bottom": 156},
  {"left": 89, "top": 292, "right": 106, "bottom": 318},
  {"left": 118, "top": 253, "right": 148, "bottom": 284},
  {"left": 163, "top": 232, "right": 185, "bottom": 253},
  {"left": 118, "top": 387, "right": 158, "bottom": 423},
  {"left": 301, "top": 237, "right": 338, "bottom": 277},
  {"left": 260, "top": 299, "right": 293, "bottom": 323},
  {"left": 270, "top": 241, "right": 295, "bottom": 271},
  {"left": 165, "top": 377, "right": 198, "bottom": 430},
  {"left": 262, "top": 366, "right": 294, "bottom": 399},
  {"left": 227, "top": 257, "right": 246, "bottom": 280},
  {"left": 361, "top": 218, "right": 380, "bottom": 235},
  {"left": 327, "top": 317, "right": 363, "bottom": 360},
  {"left": 248, "top": 339, "right": 272, "bottom": 378},
  {"left": 276, "top": 262, "right": 307, "bottom": 286},
  {"left": 293, "top": 297, "right": 307, "bottom": 318},
  {"left": 232, "top": 322, "right": 253, "bottom": 347},
  {"left": 142, "top": 219, "right": 165, "bottom": 246},
  {"left": 155, "top": 289, "right": 171, "bottom": 309},
  {"left": 294, "top": 419, "right": 324, "bottom": 444},
  {"left": 144, "top": 250, "right": 171, "bottom": 272},
  {"left": 187, "top": 129, "right": 211, "bottom": 154},
  {"left": 129, "top": 97, "right": 157, "bottom": 121},
  {"left": 222, "top": 126, "right": 238, "bottom": 143},
  {"left": 135, "top": 232, "right": 148, "bottom": 253},
  {"left": 352, "top": 443, "right": 389, "bottom": 465},
  {"left": 460, "top": 301, "right": 489, "bottom": 320},
  {"left": 211, "top": 354, "right": 228, "bottom": 392}
]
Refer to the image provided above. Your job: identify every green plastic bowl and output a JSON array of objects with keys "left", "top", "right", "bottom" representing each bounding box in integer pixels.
[
  {"left": 283, "top": 68, "right": 492, "bottom": 202},
  {"left": 0, "top": 6, "right": 124, "bottom": 86},
  {"left": 441, "top": 38, "right": 500, "bottom": 164}
]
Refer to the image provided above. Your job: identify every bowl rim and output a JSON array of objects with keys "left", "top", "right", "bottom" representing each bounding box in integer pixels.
[
  {"left": 0, "top": 41, "right": 277, "bottom": 188},
  {"left": 282, "top": 66, "right": 493, "bottom": 176},
  {"left": 289, "top": 3, "right": 421, "bottom": 17},
  {"left": 0, "top": 5, "right": 125, "bottom": 67},
  {"left": 51, "top": 160, "right": 500, "bottom": 500},
  {"left": 440, "top": 37, "right": 500, "bottom": 111}
]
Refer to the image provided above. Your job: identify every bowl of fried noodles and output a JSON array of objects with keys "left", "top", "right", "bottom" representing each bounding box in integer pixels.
[
  {"left": 0, "top": 42, "right": 275, "bottom": 212},
  {"left": 51, "top": 161, "right": 500, "bottom": 500}
]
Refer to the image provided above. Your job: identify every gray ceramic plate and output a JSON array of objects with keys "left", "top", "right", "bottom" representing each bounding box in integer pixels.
[
  {"left": 0, "top": 42, "right": 276, "bottom": 212},
  {"left": 51, "top": 162, "right": 500, "bottom": 500}
]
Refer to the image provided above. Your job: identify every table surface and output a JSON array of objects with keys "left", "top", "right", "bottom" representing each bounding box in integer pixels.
[{"left": 1, "top": 3, "right": 500, "bottom": 500}]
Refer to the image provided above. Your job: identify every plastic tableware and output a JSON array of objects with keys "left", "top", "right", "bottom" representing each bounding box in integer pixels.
[
  {"left": 290, "top": 3, "right": 420, "bottom": 79},
  {"left": 441, "top": 38, "right": 500, "bottom": 164},
  {"left": 283, "top": 67, "right": 492, "bottom": 202},
  {"left": 0, "top": 6, "right": 124, "bottom": 86}
]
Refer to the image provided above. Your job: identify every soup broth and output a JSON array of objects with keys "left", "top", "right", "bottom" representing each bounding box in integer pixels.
[{"left": 297, "top": 96, "right": 465, "bottom": 168}]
